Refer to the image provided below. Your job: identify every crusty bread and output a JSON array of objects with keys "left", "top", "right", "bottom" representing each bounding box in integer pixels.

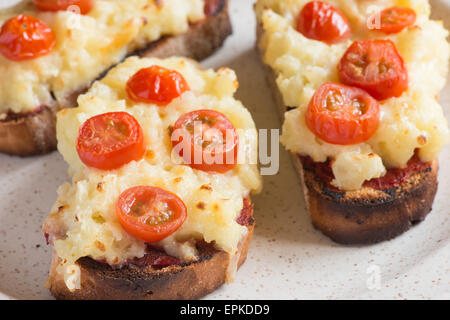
[
  {"left": 47, "top": 199, "right": 254, "bottom": 300},
  {"left": 0, "top": 106, "right": 57, "bottom": 156},
  {"left": 297, "top": 156, "right": 438, "bottom": 244},
  {"left": 0, "top": 0, "right": 232, "bottom": 157},
  {"left": 256, "top": 34, "right": 439, "bottom": 244}
]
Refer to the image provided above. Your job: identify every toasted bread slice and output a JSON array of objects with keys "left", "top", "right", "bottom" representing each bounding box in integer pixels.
[
  {"left": 47, "top": 200, "right": 254, "bottom": 300},
  {"left": 0, "top": 106, "right": 57, "bottom": 156},
  {"left": 257, "top": 42, "right": 439, "bottom": 244},
  {"left": 0, "top": 0, "right": 232, "bottom": 157},
  {"left": 297, "top": 156, "right": 438, "bottom": 244},
  {"left": 43, "top": 55, "right": 262, "bottom": 299}
]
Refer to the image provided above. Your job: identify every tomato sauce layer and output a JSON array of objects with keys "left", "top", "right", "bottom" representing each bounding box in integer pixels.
[{"left": 300, "top": 153, "right": 430, "bottom": 191}]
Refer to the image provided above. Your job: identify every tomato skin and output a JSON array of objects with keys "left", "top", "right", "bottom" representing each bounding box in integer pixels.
[
  {"left": 33, "top": 0, "right": 94, "bottom": 14},
  {"left": 116, "top": 186, "right": 187, "bottom": 243},
  {"left": 338, "top": 39, "right": 408, "bottom": 100},
  {"left": 126, "top": 66, "right": 190, "bottom": 106},
  {"left": 0, "top": 15, "right": 55, "bottom": 61},
  {"left": 172, "top": 109, "right": 239, "bottom": 173},
  {"left": 76, "top": 112, "right": 145, "bottom": 170},
  {"left": 305, "top": 82, "right": 380, "bottom": 145},
  {"left": 375, "top": 6, "right": 416, "bottom": 34},
  {"left": 296, "top": 1, "right": 351, "bottom": 44}
]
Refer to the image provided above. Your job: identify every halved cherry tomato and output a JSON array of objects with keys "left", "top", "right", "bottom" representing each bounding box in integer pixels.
[
  {"left": 126, "top": 66, "right": 190, "bottom": 106},
  {"left": 375, "top": 6, "right": 416, "bottom": 34},
  {"left": 338, "top": 39, "right": 408, "bottom": 100},
  {"left": 76, "top": 112, "right": 145, "bottom": 170},
  {"left": 296, "top": 1, "right": 351, "bottom": 44},
  {"left": 34, "top": 0, "right": 94, "bottom": 14},
  {"left": 172, "top": 109, "right": 239, "bottom": 173},
  {"left": 305, "top": 82, "right": 380, "bottom": 145},
  {"left": 0, "top": 15, "right": 55, "bottom": 61},
  {"left": 116, "top": 186, "right": 187, "bottom": 243}
]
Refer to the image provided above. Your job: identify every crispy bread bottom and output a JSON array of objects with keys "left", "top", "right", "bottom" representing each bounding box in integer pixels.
[{"left": 47, "top": 198, "right": 254, "bottom": 300}]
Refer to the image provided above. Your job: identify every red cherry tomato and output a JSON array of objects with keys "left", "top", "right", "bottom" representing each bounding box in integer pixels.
[
  {"left": 76, "top": 112, "right": 146, "bottom": 170},
  {"left": 126, "top": 66, "right": 190, "bottom": 106},
  {"left": 296, "top": 1, "right": 351, "bottom": 44},
  {"left": 305, "top": 82, "right": 380, "bottom": 145},
  {"left": 116, "top": 186, "right": 187, "bottom": 243},
  {"left": 338, "top": 39, "right": 408, "bottom": 100},
  {"left": 172, "top": 109, "right": 239, "bottom": 173},
  {"left": 33, "top": 0, "right": 94, "bottom": 14},
  {"left": 375, "top": 6, "right": 416, "bottom": 34},
  {"left": 0, "top": 14, "right": 55, "bottom": 61}
]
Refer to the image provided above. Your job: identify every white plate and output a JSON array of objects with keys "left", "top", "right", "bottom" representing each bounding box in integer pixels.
[
  {"left": 0, "top": 0, "right": 449, "bottom": 300},
  {"left": 0, "top": 1, "right": 22, "bottom": 10}
]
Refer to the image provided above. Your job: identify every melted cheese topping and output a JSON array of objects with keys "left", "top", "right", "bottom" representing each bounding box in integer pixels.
[
  {"left": 0, "top": 0, "right": 205, "bottom": 114},
  {"left": 256, "top": 0, "right": 450, "bottom": 190},
  {"left": 44, "top": 56, "right": 262, "bottom": 267}
]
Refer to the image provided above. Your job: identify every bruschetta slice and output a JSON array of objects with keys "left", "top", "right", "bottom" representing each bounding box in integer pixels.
[
  {"left": 0, "top": 0, "right": 231, "bottom": 156},
  {"left": 256, "top": 0, "right": 449, "bottom": 244},
  {"left": 42, "top": 56, "right": 262, "bottom": 299}
]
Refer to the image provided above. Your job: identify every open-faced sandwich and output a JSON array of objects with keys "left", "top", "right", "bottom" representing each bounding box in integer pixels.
[
  {"left": 42, "top": 56, "right": 262, "bottom": 299},
  {"left": 0, "top": 0, "right": 231, "bottom": 156},
  {"left": 256, "top": 0, "right": 449, "bottom": 244}
]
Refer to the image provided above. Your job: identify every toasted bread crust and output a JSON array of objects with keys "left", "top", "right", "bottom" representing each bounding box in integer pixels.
[
  {"left": 297, "top": 156, "right": 438, "bottom": 244},
  {"left": 48, "top": 233, "right": 252, "bottom": 300},
  {"left": 0, "top": 106, "right": 57, "bottom": 156},
  {"left": 138, "top": 0, "right": 231, "bottom": 61},
  {"left": 0, "top": 0, "right": 231, "bottom": 157},
  {"left": 48, "top": 216, "right": 253, "bottom": 300},
  {"left": 256, "top": 31, "right": 439, "bottom": 244}
]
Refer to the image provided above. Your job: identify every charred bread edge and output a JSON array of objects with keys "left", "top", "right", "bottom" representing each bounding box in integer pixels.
[
  {"left": 297, "top": 156, "right": 438, "bottom": 244},
  {"left": 256, "top": 21, "right": 439, "bottom": 244},
  {"left": 0, "top": 0, "right": 232, "bottom": 156},
  {"left": 47, "top": 200, "right": 254, "bottom": 300}
]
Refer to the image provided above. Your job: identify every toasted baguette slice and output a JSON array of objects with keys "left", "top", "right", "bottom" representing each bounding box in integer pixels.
[
  {"left": 0, "top": 0, "right": 231, "bottom": 157},
  {"left": 47, "top": 201, "right": 254, "bottom": 300},
  {"left": 257, "top": 44, "right": 439, "bottom": 244},
  {"left": 43, "top": 55, "right": 262, "bottom": 299},
  {"left": 297, "top": 156, "right": 437, "bottom": 244}
]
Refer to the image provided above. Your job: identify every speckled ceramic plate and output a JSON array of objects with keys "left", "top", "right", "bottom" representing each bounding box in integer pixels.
[{"left": 0, "top": 0, "right": 449, "bottom": 300}]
